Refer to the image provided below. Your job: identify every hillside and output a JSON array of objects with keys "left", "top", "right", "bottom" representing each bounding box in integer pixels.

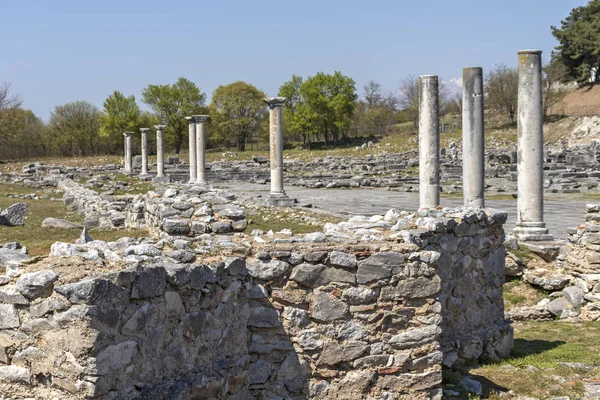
[{"left": 549, "top": 83, "right": 600, "bottom": 116}]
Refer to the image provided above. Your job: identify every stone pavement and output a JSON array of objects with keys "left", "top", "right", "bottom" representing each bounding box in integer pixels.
[{"left": 220, "top": 183, "right": 588, "bottom": 240}]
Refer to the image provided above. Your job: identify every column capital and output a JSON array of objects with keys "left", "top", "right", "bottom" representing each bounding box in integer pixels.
[
  {"left": 264, "top": 97, "right": 286, "bottom": 109},
  {"left": 191, "top": 115, "right": 209, "bottom": 123},
  {"left": 518, "top": 49, "right": 542, "bottom": 55},
  {"left": 184, "top": 116, "right": 195, "bottom": 123},
  {"left": 139, "top": 128, "right": 150, "bottom": 133},
  {"left": 154, "top": 125, "right": 167, "bottom": 130},
  {"left": 123, "top": 131, "right": 134, "bottom": 137}
]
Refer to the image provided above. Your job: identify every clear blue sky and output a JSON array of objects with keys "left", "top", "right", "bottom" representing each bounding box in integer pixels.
[{"left": 0, "top": 0, "right": 586, "bottom": 120}]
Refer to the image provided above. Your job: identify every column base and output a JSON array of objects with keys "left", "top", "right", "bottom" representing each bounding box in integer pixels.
[
  {"left": 513, "top": 222, "right": 553, "bottom": 242},
  {"left": 264, "top": 193, "right": 296, "bottom": 207},
  {"left": 139, "top": 174, "right": 153, "bottom": 181},
  {"left": 152, "top": 175, "right": 171, "bottom": 184}
]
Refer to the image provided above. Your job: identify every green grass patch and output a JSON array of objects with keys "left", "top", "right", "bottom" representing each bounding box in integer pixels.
[
  {"left": 0, "top": 183, "right": 147, "bottom": 256},
  {"left": 503, "top": 279, "right": 547, "bottom": 310},
  {"left": 463, "top": 321, "right": 600, "bottom": 399}
]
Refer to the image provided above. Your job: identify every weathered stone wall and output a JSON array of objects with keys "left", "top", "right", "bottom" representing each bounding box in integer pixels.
[
  {"left": 0, "top": 208, "right": 511, "bottom": 399},
  {"left": 58, "top": 179, "right": 128, "bottom": 229},
  {"left": 140, "top": 186, "right": 248, "bottom": 237},
  {"left": 566, "top": 204, "right": 600, "bottom": 274}
]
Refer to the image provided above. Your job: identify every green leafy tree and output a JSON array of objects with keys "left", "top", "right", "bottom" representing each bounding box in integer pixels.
[
  {"left": 141, "top": 77, "right": 206, "bottom": 153},
  {"left": 99, "top": 91, "right": 140, "bottom": 153},
  {"left": 552, "top": 0, "right": 600, "bottom": 84},
  {"left": 48, "top": 101, "right": 101, "bottom": 156},
  {"left": 279, "top": 72, "right": 357, "bottom": 146},
  {"left": 300, "top": 71, "right": 357, "bottom": 144},
  {"left": 209, "top": 81, "right": 267, "bottom": 151}
]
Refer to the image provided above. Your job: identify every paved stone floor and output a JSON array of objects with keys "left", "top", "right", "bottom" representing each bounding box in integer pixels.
[{"left": 220, "top": 183, "right": 589, "bottom": 240}]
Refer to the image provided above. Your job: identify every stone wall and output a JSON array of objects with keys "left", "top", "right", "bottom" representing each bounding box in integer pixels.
[
  {"left": 140, "top": 186, "right": 248, "bottom": 237},
  {"left": 566, "top": 204, "right": 600, "bottom": 274},
  {"left": 58, "top": 179, "right": 128, "bottom": 229},
  {"left": 0, "top": 208, "right": 511, "bottom": 399}
]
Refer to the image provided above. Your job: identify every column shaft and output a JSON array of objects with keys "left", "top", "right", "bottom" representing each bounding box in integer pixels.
[
  {"left": 462, "top": 67, "right": 485, "bottom": 207},
  {"left": 123, "top": 132, "right": 133, "bottom": 174},
  {"left": 155, "top": 126, "right": 165, "bottom": 177},
  {"left": 514, "top": 50, "right": 552, "bottom": 240},
  {"left": 269, "top": 105, "right": 284, "bottom": 195},
  {"left": 196, "top": 120, "right": 206, "bottom": 184},
  {"left": 419, "top": 75, "right": 440, "bottom": 209},
  {"left": 140, "top": 129, "right": 149, "bottom": 176},
  {"left": 186, "top": 118, "right": 197, "bottom": 182}
]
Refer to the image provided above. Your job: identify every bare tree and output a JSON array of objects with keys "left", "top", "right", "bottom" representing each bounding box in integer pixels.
[
  {"left": 363, "top": 80, "right": 383, "bottom": 108},
  {"left": 0, "top": 82, "right": 22, "bottom": 111},
  {"left": 543, "top": 59, "right": 569, "bottom": 116},
  {"left": 399, "top": 75, "right": 420, "bottom": 130},
  {"left": 485, "top": 64, "right": 518, "bottom": 124}
]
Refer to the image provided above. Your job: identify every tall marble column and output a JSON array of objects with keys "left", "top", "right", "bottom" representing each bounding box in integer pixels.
[
  {"left": 462, "top": 67, "right": 485, "bottom": 208},
  {"left": 513, "top": 50, "right": 553, "bottom": 241},
  {"left": 418, "top": 75, "right": 440, "bottom": 209},
  {"left": 139, "top": 128, "right": 150, "bottom": 177},
  {"left": 154, "top": 124, "right": 167, "bottom": 179},
  {"left": 185, "top": 117, "right": 197, "bottom": 183},
  {"left": 264, "top": 97, "right": 294, "bottom": 207},
  {"left": 123, "top": 132, "right": 133, "bottom": 174},
  {"left": 192, "top": 115, "right": 209, "bottom": 185}
]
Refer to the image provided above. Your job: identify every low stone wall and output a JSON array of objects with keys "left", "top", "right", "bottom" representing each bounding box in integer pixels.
[
  {"left": 58, "top": 179, "right": 127, "bottom": 229},
  {"left": 0, "top": 208, "right": 511, "bottom": 399},
  {"left": 140, "top": 186, "right": 248, "bottom": 238},
  {"left": 566, "top": 204, "right": 600, "bottom": 274}
]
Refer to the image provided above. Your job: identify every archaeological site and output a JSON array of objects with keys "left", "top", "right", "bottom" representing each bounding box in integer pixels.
[
  {"left": 1, "top": 46, "right": 599, "bottom": 400},
  {"left": 5, "top": 1, "right": 600, "bottom": 398}
]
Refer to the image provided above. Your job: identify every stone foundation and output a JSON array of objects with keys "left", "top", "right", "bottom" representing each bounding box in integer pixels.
[
  {"left": 566, "top": 204, "right": 600, "bottom": 274},
  {"left": 0, "top": 208, "right": 511, "bottom": 399}
]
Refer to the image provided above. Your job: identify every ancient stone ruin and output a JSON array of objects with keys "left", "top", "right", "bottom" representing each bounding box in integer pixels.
[{"left": 1, "top": 49, "right": 591, "bottom": 399}]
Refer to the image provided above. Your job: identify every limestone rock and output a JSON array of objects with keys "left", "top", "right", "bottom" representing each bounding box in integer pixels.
[
  {"left": 0, "top": 203, "right": 28, "bottom": 226},
  {"left": 328, "top": 251, "right": 357, "bottom": 269},
  {"left": 311, "top": 291, "right": 348, "bottom": 322},
  {"left": 15, "top": 270, "right": 59, "bottom": 299},
  {"left": 524, "top": 273, "right": 571, "bottom": 291},
  {"left": 380, "top": 275, "right": 441, "bottom": 300},
  {"left": 388, "top": 325, "right": 441, "bottom": 349},
  {"left": 316, "top": 341, "right": 369, "bottom": 367},
  {"left": 55, "top": 278, "right": 127, "bottom": 305},
  {"left": 0, "top": 304, "right": 20, "bottom": 329},
  {"left": 41, "top": 217, "right": 83, "bottom": 230},
  {"left": 131, "top": 267, "right": 167, "bottom": 299},
  {"left": 0, "top": 365, "right": 30, "bottom": 384},
  {"left": 246, "top": 259, "right": 290, "bottom": 280}
]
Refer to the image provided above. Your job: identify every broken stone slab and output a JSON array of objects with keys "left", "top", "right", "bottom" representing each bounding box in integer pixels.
[
  {"left": 0, "top": 203, "right": 28, "bottom": 226},
  {"left": 524, "top": 273, "right": 571, "bottom": 291},
  {"left": 0, "top": 248, "right": 31, "bottom": 267},
  {"left": 41, "top": 217, "right": 83, "bottom": 229},
  {"left": 0, "top": 304, "right": 20, "bottom": 329},
  {"left": 519, "top": 241, "right": 563, "bottom": 262},
  {"left": 75, "top": 227, "right": 93, "bottom": 244}
]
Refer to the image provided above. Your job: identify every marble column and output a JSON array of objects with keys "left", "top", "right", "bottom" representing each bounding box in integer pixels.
[
  {"left": 154, "top": 124, "right": 167, "bottom": 178},
  {"left": 264, "top": 97, "right": 294, "bottom": 207},
  {"left": 185, "top": 117, "right": 197, "bottom": 183},
  {"left": 266, "top": 97, "right": 286, "bottom": 195},
  {"left": 123, "top": 132, "right": 133, "bottom": 174},
  {"left": 418, "top": 75, "right": 440, "bottom": 209},
  {"left": 462, "top": 67, "right": 485, "bottom": 208},
  {"left": 192, "top": 115, "right": 209, "bottom": 185},
  {"left": 513, "top": 50, "right": 553, "bottom": 241},
  {"left": 139, "top": 128, "right": 150, "bottom": 177}
]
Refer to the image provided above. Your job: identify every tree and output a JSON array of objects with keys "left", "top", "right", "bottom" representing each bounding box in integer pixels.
[
  {"left": 543, "top": 58, "right": 570, "bottom": 116},
  {"left": 552, "top": 1, "right": 600, "bottom": 84},
  {"left": 99, "top": 91, "right": 140, "bottom": 153},
  {"left": 48, "top": 101, "right": 101, "bottom": 156},
  {"left": 142, "top": 77, "right": 206, "bottom": 153},
  {"left": 297, "top": 71, "right": 357, "bottom": 144},
  {"left": 210, "top": 81, "right": 267, "bottom": 151},
  {"left": 0, "top": 82, "right": 22, "bottom": 111},
  {"left": 485, "top": 64, "right": 518, "bottom": 124},
  {"left": 399, "top": 75, "right": 420, "bottom": 130}
]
